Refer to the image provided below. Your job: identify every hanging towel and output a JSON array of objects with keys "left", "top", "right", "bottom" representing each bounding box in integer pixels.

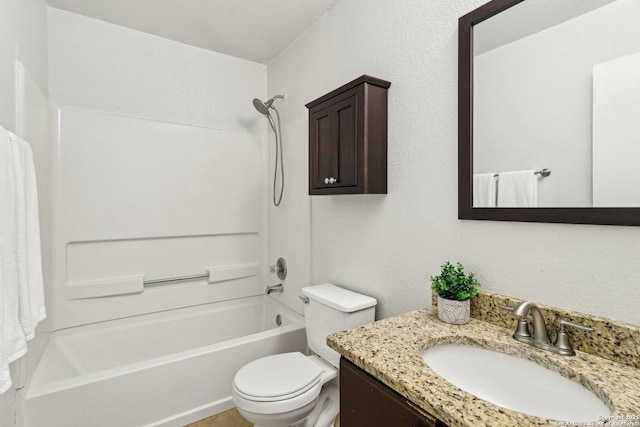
[
  {"left": 0, "top": 126, "right": 27, "bottom": 394},
  {"left": 473, "top": 173, "right": 497, "bottom": 207},
  {"left": 0, "top": 125, "right": 46, "bottom": 394},
  {"left": 12, "top": 132, "right": 46, "bottom": 340},
  {"left": 497, "top": 170, "right": 538, "bottom": 207}
]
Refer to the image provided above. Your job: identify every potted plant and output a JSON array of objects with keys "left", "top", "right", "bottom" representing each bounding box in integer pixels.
[{"left": 430, "top": 261, "right": 480, "bottom": 325}]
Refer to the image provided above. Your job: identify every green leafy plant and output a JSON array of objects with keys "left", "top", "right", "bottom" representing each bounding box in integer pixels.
[{"left": 430, "top": 261, "right": 480, "bottom": 301}]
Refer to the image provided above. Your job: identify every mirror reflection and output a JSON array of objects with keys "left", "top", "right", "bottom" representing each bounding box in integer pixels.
[{"left": 472, "top": 0, "right": 640, "bottom": 208}]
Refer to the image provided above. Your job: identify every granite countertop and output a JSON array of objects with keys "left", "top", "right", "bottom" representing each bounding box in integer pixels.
[{"left": 328, "top": 307, "right": 640, "bottom": 427}]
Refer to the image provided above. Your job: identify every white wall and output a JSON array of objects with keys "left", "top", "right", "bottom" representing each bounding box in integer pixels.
[
  {"left": 268, "top": 0, "right": 640, "bottom": 325},
  {"left": 593, "top": 51, "right": 640, "bottom": 207},
  {"left": 48, "top": 9, "right": 269, "bottom": 329},
  {"left": 265, "top": 118, "right": 311, "bottom": 314},
  {"left": 48, "top": 8, "right": 265, "bottom": 134},
  {"left": 0, "top": 0, "right": 49, "bottom": 424},
  {"left": 474, "top": 0, "right": 640, "bottom": 207}
]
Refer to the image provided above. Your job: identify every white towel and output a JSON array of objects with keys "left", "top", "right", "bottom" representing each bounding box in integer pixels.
[
  {"left": 497, "top": 170, "right": 538, "bottom": 207},
  {"left": 473, "top": 173, "right": 497, "bottom": 207},
  {"left": 0, "top": 125, "right": 46, "bottom": 394},
  {"left": 12, "top": 133, "right": 46, "bottom": 339},
  {"left": 0, "top": 126, "right": 27, "bottom": 394}
]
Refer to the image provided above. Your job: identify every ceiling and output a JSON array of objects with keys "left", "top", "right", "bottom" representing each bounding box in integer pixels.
[{"left": 46, "top": 0, "right": 341, "bottom": 64}]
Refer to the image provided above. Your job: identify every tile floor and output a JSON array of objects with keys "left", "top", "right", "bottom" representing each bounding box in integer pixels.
[
  {"left": 187, "top": 408, "right": 341, "bottom": 426},
  {"left": 186, "top": 408, "right": 251, "bottom": 427}
]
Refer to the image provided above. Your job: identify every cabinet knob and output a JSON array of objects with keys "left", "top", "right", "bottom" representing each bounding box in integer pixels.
[{"left": 324, "top": 177, "right": 340, "bottom": 185}]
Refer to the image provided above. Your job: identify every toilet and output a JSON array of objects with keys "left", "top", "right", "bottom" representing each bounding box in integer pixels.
[{"left": 232, "top": 283, "right": 377, "bottom": 427}]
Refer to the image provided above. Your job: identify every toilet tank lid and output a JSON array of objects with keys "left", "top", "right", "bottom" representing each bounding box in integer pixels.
[{"left": 301, "top": 283, "right": 377, "bottom": 312}]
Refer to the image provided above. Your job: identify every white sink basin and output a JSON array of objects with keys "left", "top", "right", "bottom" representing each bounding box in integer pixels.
[{"left": 422, "top": 344, "right": 611, "bottom": 422}]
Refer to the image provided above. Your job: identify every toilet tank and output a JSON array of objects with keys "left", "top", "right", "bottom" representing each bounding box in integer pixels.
[{"left": 301, "top": 283, "right": 377, "bottom": 368}]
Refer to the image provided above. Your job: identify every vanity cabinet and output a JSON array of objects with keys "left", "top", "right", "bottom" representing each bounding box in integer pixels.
[
  {"left": 340, "top": 358, "right": 449, "bottom": 427},
  {"left": 305, "top": 75, "right": 390, "bottom": 195}
]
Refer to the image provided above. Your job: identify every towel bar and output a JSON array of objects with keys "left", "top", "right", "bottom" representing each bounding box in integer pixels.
[
  {"left": 144, "top": 273, "right": 209, "bottom": 286},
  {"left": 493, "top": 168, "right": 551, "bottom": 178}
]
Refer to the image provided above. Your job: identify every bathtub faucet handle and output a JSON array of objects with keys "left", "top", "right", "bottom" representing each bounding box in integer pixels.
[
  {"left": 270, "top": 258, "right": 287, "bottom": 280},
  {"left": 266, "top": 283, "right": 283, "bottom": 295}
]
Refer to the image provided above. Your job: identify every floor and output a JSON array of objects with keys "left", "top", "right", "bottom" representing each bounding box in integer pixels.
[
  {"left": 186, "top": 408, "right": 251, "bottom": 427},
  {"left": 187, "top": 408, "right": 341, "bottom": 427}
]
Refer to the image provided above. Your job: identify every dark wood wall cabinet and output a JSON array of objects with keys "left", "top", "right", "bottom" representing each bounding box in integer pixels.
[
  {"left": 340, "top": 358, "right": 449, "bottom": 427},
  {"left": 305, "top": 75, "right": 390, "bottom": 195}
]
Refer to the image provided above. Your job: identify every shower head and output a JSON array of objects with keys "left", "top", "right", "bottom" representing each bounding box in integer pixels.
[
  {"left": 252, "top": 98, "right": 270, "bottom": 115},
  {"left": 252, "top": 94, "right": 286, "bottom": 116}
]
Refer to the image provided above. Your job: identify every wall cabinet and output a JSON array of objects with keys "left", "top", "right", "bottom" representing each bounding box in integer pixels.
[
  {"left": 340, "top": 358, "right": 449, "bottom": 427},
  {"left": 305, "top": 75, "right": 390, "bottom": 195}
]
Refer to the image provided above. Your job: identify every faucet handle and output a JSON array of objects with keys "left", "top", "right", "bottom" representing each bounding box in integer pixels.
[
  {"left": 500, "top": 305, "right": 532, "bottom": 342},
  {"left": 558, "top": 319, "right": 594, "bottom": 332},
  {"left": 553, "top": 319, "right": 594, "bottom": 356}
]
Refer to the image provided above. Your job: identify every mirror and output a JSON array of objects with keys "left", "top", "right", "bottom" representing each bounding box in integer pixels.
[{"left": 459, "top": 0, "right": 640, "bottom": 225}]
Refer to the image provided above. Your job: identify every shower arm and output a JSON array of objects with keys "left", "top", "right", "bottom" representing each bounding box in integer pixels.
[{"left": 268, "top": 94, "right": 286, "bottom": 104}]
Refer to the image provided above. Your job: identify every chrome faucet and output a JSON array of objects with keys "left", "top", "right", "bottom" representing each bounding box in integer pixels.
[
  {"left": 503, "top": 301, "right": 593, "bottom": 356},
  {"left": 266, "top": 283, "right": 283, "bottom": 295}
]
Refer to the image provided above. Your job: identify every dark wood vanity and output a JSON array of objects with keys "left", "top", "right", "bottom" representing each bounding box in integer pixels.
[
  {"left": 305, "top": 75, "right": 390, "bottom": 195},
  {"left": 340, "top": 358, "right": 449, "bottom": 427}
]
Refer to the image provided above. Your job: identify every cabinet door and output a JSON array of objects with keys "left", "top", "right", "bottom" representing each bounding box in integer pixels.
[
  {"left": 309, "top": 91, "right": 361, "bottom": 192},
  {"left": 340, "top": 358, "right": 443, "bottom": 427},
  {"left": 310, "top": 106, "right": 334, "bottom": 190},
  {"left": 332, "top": 93, "right": 359, "bottom": 188}
]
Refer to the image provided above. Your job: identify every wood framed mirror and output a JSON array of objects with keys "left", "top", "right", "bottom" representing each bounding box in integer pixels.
[{"left": 458, "top": 0, "right": 640, "bottom": 225}]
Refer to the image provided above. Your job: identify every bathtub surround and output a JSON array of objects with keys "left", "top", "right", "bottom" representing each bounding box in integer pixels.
[
  {"left": 28, "top": 9, "right": 280, "bottom": 424},
  {"left": 49, "top": 108, "right": 266, "bottom": 328},
  {"left": 47, "top": 9, "right": 269, "bottom": 329}
]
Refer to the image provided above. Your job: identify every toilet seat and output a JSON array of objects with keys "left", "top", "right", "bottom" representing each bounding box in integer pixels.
[
  {"left": 234, "top": 352, "right": 322, "bottom": 402},
  {"left": 232, "top": 352, "right": 330, "bottom": 415}
]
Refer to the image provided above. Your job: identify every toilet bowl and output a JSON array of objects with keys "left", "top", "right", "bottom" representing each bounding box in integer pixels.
[
  {"left": 232, "top": 284, "right": 376, "bottom": 427},
  {"left": 232, "top": 353, "right": 338, "bottom": 427}
]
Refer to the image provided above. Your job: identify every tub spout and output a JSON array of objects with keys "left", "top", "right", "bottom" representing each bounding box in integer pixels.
[{"left": 266, "top": 283, "right": 283, "bottom": 294}]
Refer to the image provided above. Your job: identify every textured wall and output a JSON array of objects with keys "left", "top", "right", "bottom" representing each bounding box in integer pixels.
[
  {"left": 48, "top": 8, "right": 266, "bottom": 133},
  {"left": 267, "top": 0, "right": 640, "bottom": 325}
]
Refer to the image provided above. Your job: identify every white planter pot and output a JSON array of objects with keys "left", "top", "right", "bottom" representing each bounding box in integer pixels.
[{"left": 437, "top": 295, "right": 470, "bottom": 325}]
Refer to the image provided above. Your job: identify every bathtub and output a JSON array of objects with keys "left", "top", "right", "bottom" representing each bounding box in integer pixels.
[{"left": 26, "top": 296, "right": 307, "bottom": 427}]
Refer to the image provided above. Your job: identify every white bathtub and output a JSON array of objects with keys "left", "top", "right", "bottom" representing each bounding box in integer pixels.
[{"left": 26, "top": 296, "right": 307, "bottom": 427}]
